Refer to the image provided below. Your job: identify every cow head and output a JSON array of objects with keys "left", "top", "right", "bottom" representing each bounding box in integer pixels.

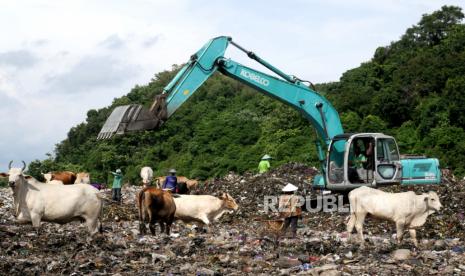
[
  {"left": 75, "top": 172, "right": 90, "bottom": 184},
  {"left": 0, "top": 161, "right": 27, "bottom": 188},
  {"left": 220, "top": 192, "right": 239, "bottom": 211},
  {"left": 424, "top": 191, "right": 442, "bottom": 212},
  {"left": 41, "top": 172, "right": 52, "bottom": 183}
]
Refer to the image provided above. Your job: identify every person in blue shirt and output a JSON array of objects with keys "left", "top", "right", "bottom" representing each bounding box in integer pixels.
[{"left": 162, "top": 169, "right": 178, "bottom": 192}]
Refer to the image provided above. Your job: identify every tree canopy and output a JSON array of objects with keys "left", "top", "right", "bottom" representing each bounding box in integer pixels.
[{"left": 28, "top": 6, "right": 465, "bottom": 183}]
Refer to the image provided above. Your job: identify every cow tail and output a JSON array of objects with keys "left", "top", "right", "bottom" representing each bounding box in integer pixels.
[
  {"left": 349, "top": 192, "right": 354, "bottom": 214},
  {"left": 99, "top": 198, "right": 104, "bottom": 233}
]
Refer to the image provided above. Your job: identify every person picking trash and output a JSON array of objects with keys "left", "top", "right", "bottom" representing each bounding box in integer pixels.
[
  {"left": 258, "top": 154, "right": 272, "bottom": 173},
  {"left": 278, "top": 183, "right": 302, "bottom": 238},
  {"left": 162, "top": 168, "right": 178, "bottom": 193}
]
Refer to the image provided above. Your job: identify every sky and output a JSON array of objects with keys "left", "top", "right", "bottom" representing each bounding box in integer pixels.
[{"left": 0, "top": 0, "right": 463, "bottom": 171}]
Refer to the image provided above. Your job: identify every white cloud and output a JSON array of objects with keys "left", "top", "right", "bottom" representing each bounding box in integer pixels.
[
  {"left": 46, "top": 54, "right": 141, "bottom": 94},
  {"left": 99, "top": 34, "right": 126, "bottom": 49},
  {"left": 0, "top": 50, "right": 39, "bottom": 68},
  {"left": 142, "top": 35, "right": 163, "bottom": 48}
]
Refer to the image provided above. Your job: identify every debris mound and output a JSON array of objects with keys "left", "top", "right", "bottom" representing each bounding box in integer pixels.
[{"left": 0, "top": 163, "right": 464, "bottom": 275}]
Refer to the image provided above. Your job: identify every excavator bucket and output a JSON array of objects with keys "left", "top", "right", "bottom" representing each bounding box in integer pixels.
[{"left": 97, "top": 94, "right": 168, "bottom": 139}]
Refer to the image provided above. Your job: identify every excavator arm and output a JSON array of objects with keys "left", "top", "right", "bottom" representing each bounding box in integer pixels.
[
  {"left": 97, "top": 36, "right": 344, "bottom": 170},
  {"left": 97, "top": 36, "right": 441, "bottom": 189}
]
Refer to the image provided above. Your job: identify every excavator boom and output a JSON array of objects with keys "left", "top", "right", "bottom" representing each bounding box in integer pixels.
[
  {"left": 97, "top": 36, "right": 344, "bottom": 171},
  {"left": 98, "top": 36, "right": 342, "bottom": 143}
]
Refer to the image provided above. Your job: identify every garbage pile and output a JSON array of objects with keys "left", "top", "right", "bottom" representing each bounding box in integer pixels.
[
  {"left": 197, "top": 163, "right": 319, "bottom": 218},
  {"left": 0, "top": 163, "right": 464, "bottom": 275}
]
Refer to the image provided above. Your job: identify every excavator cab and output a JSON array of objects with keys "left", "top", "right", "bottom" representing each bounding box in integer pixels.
[
  {"left": 321, "top": 132, "right": 440, "bottom": 191},
  {"left": 325, "top": 133, "right": 400, "bottom": 191}
]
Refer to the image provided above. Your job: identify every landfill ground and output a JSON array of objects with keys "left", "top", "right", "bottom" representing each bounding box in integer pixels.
[{"left": 1, "top": 163, "right": 464, "bottom": 275}]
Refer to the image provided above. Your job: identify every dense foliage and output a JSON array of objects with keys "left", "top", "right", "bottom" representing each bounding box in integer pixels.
[
  {"left": 322, "top": 5, "right": 465, "bottom": 175},
  {"left": 27, "top": 6, "right": 465, "bottom": 183}
]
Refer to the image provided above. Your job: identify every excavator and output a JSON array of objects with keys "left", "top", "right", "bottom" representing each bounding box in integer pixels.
[{"left": 97, "top": 36, "right": 441, "bottom": 192}]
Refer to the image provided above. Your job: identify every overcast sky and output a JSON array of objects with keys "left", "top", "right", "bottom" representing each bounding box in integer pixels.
[{"left": 0, "top": 0, "right": 463, "bottom": 171}]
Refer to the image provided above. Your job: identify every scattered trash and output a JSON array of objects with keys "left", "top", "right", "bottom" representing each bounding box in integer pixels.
[
  {"left": 451, "top": 246, "right": 465, "bottom": 254},
  {"left": 0, "top": 163, "right": 464, "bottom": 274},
  {"left": 392, "top": 249, "right": 412, "bottom": 261}
]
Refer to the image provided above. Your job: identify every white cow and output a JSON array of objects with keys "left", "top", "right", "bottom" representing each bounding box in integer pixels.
[
  {"left": 347, "top": 186, "right": 442, "bottom": 246},
  {"left": 0, "top": 162, "right": 102, "bottom": 235},
  {"left": 140, "top": 167, "right": 154, "bottom": 187},
  {"left": 75, "top": 172, "right": 90, "bottom": 184},
  {"left": 173, "top": 193, "right": 238, "bottom": 226}
]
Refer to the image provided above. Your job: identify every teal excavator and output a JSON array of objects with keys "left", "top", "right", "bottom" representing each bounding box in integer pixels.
[{"left": 97, "top": 36, "right": 441, "bottom": 191}]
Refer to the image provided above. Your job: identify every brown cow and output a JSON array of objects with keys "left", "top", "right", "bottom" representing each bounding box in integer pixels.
[
  {"left": 137, "top": 188, "right": 176, "bottom": 235},
  {"left": 185, "top": 179, "right": 198, "bottom": 190},
  {"left": 46, "top": 171, "right": 77, "bottom": 184},
  {"left": 155, "top": 176, "right": 199, "bottom": 192}
]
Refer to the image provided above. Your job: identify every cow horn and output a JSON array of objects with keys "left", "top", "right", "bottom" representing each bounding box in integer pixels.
[
  {"left": 8, "top": 160, "right": 13, "bottom": 169},
  {"left": 21, "top": 161, "right": 26, "bottom": 171}
]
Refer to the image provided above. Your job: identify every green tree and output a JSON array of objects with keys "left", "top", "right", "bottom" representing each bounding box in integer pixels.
[
  {"left": 414, "top": 95, "right": 449, "bottom": 137},
  {"left": 0, "top": 177, "right": 7, "bottom": 187},
  {"left": 340, "top": 111, "right": 361, "bottom": 133},
  {"left": 443, "top": 77, "right": 465, "bottom": 127},
  {"left": 420, "top": 126, "right": 465, "bottom": 175},
  {"left": 395, "top": 121, "right": 418, "bottom": 153},
  {"left": 359, "top": 115, "right": 387, "bottom": 133},
  {"left": 402, "top": 5, "right": 464, "bottom": 46}
]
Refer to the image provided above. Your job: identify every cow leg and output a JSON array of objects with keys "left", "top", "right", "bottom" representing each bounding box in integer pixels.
[
  {"left": 165, "top": 215, "right": 175, "bottom": 235},
  {"left": 30, "top": 213, "right": 41, "bottom": 234},
  {"left": 145, "top": 207, "right": 157, "bottom": 236},
  {"left": 85, "top": 217, "right": 100, "bottom": 236},
  {"left": 159, "top": 221, "right": 166, "bottom": 234},
  {"left": 199, "top": 214, "right": 210, "bottom": 225},
  {"left": 99, "top": 219, "right": 103, "bottom": 234},
  {"left": 196, "top": 215, "right": 210, "bottom": 233},
  {"left": 409, "top": 229, "right": 418, "bottom": 247},
  {"left": 148, "top": 216, "right": 156, "bottom": 236},
  {"left": 139, "top": 210, "right": 147, "bottom": 235},
  {"left": 139, "top": 222, "right": 146, "bottom": 235},
  {"left": 354, "top": 211, "right": 367, "bottom": 245},
  {"left": 139, "top": 207, "right": 148, "bottom": 235},
  {"left": 149, "top": 223, "right": 156, "bottom": 235},
  {"left": 396, "top": 220, "right": 405, "bottom": 244},
  {"left": 346, "top": 213, "right": 356, "bottom": 241}
]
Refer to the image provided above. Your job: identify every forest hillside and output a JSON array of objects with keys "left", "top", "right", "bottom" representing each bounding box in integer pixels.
[{"left": 26, "top": 6, "right": 465, "bottom": 184}]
